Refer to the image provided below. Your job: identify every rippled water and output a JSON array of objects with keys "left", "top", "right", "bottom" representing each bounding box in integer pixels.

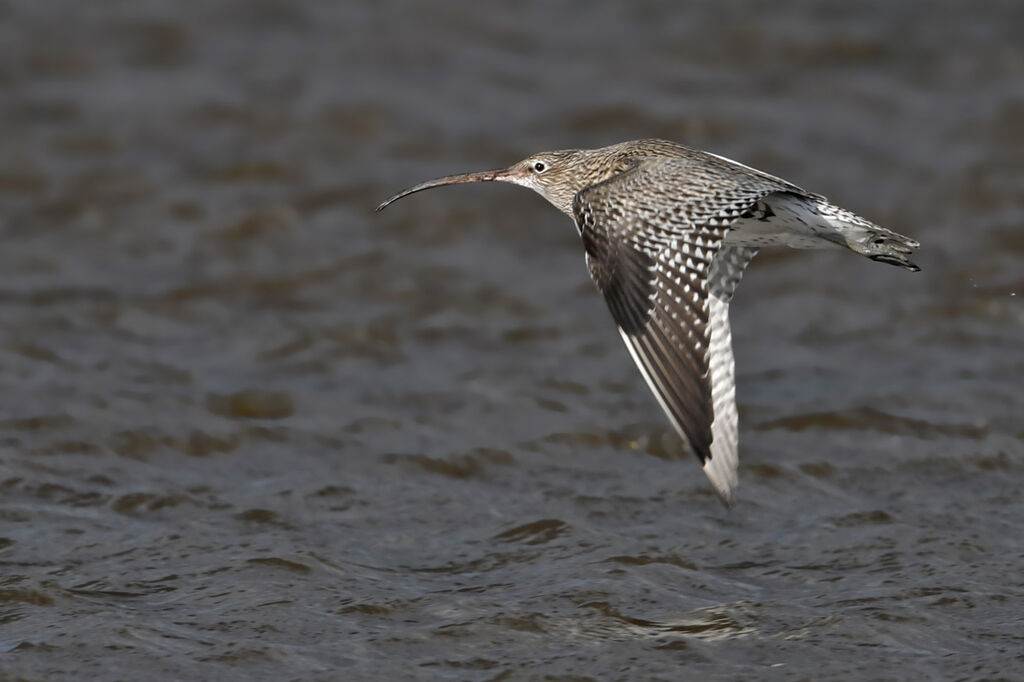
[{"left": 2, "top": 1, "right": 1022, "bottom": 679}]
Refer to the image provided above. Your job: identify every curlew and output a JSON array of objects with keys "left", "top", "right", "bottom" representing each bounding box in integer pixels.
[{"left": 377, "top": 139, "right": 919, "bottom": 505}]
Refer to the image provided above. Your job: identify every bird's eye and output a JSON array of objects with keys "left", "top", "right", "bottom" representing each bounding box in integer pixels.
[{"left": 533, "top": 161, "right": 546, "bottom": 173}]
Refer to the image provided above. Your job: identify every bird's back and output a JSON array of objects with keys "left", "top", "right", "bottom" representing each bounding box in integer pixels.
[{"left": 593, "top": 139, "right": 815, "bottom": 199}]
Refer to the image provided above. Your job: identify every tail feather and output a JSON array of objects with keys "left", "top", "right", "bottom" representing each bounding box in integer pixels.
[{"left": 815, "top": 200, "right": 921, "bottom": 271}]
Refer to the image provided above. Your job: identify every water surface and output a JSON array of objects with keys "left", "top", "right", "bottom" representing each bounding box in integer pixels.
[{"left": 1, "top": 1, "right": 1022, "bottom": 679}]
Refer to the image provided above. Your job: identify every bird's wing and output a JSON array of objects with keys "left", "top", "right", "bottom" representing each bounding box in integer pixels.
[
  {"left": 704, "top": 246, "right": 759, "bottom": 504},
  {"left": 575, "top": 157, "right": 779, "bottom": 504}
]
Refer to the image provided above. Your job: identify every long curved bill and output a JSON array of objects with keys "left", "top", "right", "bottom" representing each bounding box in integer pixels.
[{"left": 376, "top": 168, "right": 511, "bottom": 211}]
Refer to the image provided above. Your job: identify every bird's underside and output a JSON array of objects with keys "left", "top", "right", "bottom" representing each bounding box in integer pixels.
[{"left": 575, "top": 153, "right": 919, "bottom": 505}]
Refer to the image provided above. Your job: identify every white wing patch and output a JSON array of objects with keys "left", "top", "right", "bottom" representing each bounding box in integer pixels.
[
  {"left": 702, "top": 245, "right": 759, "bottom": 505},
  {"left": 704, "top": 291, "right": 739, "bottom": 504}
]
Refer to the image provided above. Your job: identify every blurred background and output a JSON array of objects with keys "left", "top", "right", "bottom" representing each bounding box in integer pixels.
[{"left": 1, "top": 1, "right": 1022, "bottom": 679}]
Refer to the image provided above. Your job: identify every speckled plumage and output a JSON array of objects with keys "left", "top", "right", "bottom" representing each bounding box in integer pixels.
[{"left": 378, "top": 138, "right": 921, "bottom": 505}]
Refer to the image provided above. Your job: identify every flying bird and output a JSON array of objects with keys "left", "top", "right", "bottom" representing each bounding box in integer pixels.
[{"left": 377, "top": 139, "right": 919, "bottom": 505}]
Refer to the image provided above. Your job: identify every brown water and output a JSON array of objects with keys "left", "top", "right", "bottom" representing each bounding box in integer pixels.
[{"left": 2, "top": 1, "right": 1023, "bottom": 679}]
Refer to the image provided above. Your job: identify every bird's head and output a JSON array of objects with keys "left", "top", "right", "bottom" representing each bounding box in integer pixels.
[{"left": 377, "top": 148, "right": 615, "bottom": 217}]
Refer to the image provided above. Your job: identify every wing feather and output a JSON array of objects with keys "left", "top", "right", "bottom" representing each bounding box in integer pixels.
[
  {"left": 704, "top": 246, "right": 759, "bottom": 504},
  {"left": 575, "top": 158, "right": 771, "bottom": 504}
]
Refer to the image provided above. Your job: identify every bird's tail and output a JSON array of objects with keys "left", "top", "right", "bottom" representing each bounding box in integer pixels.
[{"left": 815, "top": 200, "right": 921, "bottom": 271}]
